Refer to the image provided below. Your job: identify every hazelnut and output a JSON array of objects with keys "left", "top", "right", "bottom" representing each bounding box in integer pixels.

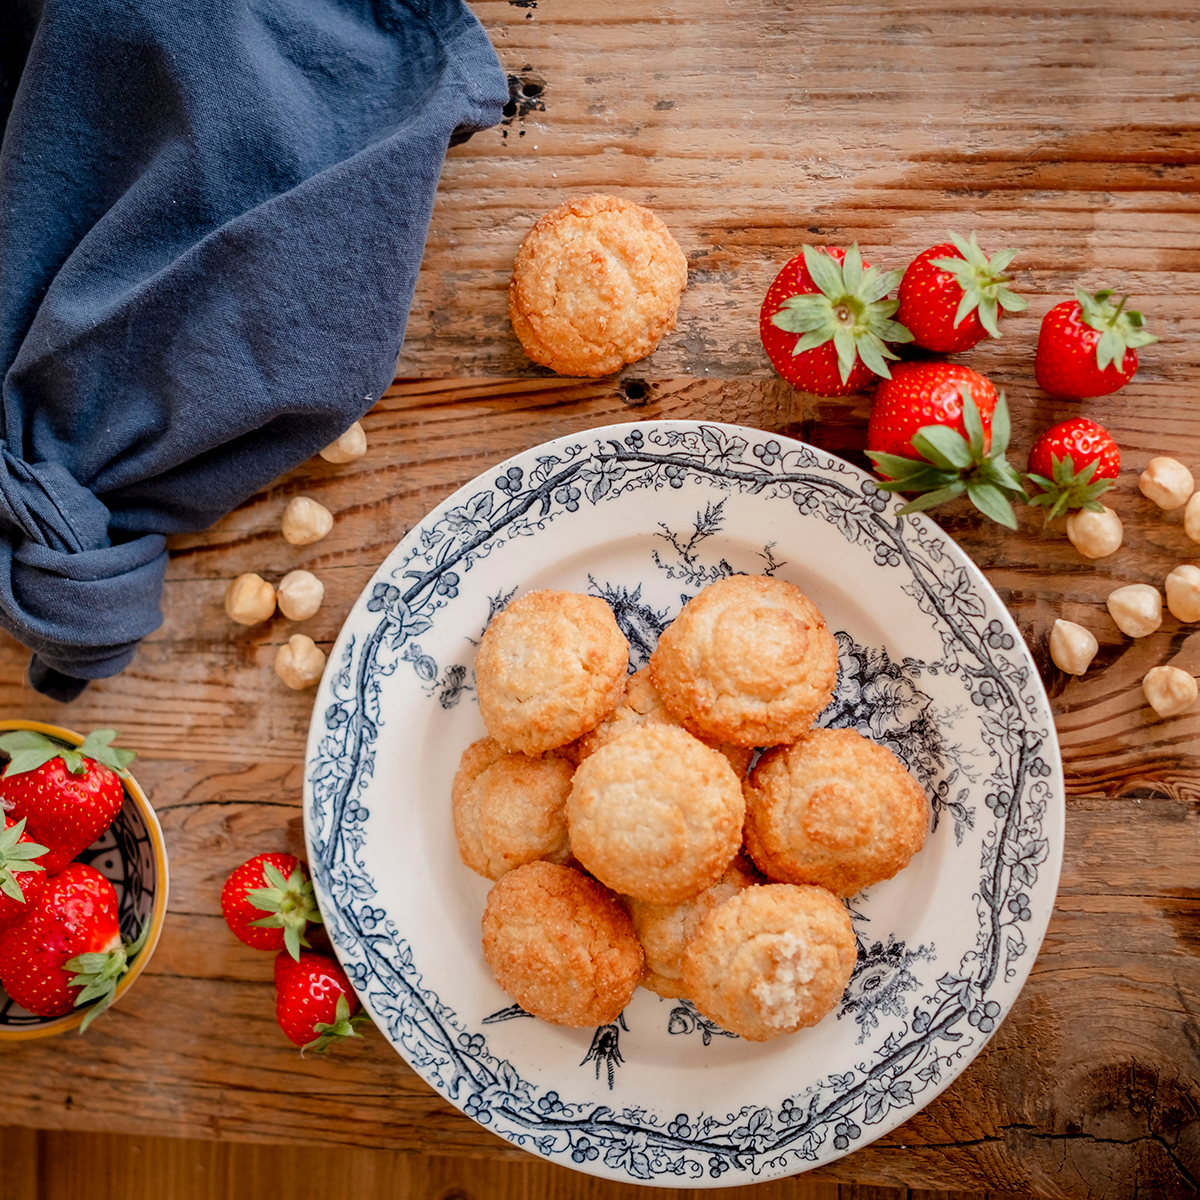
[
  {"left": 1049, "top": 619, "right": 1098, "bottom": 676},
  {"left": 281, "top": 496, "right": 333, "bottom": 545},
  {"left": 1065, "top": 506, "right": 1123, "bottom": 559},
  {"left": 1138, "top": 457, "right": 1194, "bottom": 510},
  {"left": 1106, "top": 584, "right": 1163, "bottom": 638},
  {"left": 1142, "top": 665, "right": 1198, "bottom": 719},
  {"left": 274, "top": 634, "right": 327, "bottom": 689},
  {"left": 1165, "top": 565, "right": 1200, "bottom": 623},
  {"left": 1184, "top": 493, "right": 1200, "bottom": 544},
  {"left": 224, "top": 573, "right": 276, "bottom": 625},
  {"left": 276, "top": 570, "right": 325, "bottom": 622},
  {"left": 319, "top": 422, "right": 367, "bottom": 464}
]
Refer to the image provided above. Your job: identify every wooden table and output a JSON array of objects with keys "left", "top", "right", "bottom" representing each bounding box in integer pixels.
[{"left": 2, "top": 3, "right": 1198, "bottom": 1197}]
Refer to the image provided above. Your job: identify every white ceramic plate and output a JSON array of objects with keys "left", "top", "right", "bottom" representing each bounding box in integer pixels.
[{"left": 303, "top": 420, "right": 1063, "bottom": 1187}]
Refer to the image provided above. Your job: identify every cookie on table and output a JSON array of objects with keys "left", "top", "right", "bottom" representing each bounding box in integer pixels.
[
  {"left": 508, "top": 193, "right": 688, "bottom": 377},
  {"left": 743, "top": 727, "right": 930, "bottom": 897},
  {"left": 451, "top": 736, "right": 574, "bottom": 881},
  {"left": 474, "top": 590, "right": 629, "bottom": 756},
  {"left": 648, "top": 574, "right": 839, "bottom": 748},
  {"left": 567, "top": 724, "right": 744, "bottom": 906},
  {"left": 573, "top": 666, "right": 753, "bottom": 779},
  {"left": 628, "top": 856, "right": 760, "bottom": 999},
  {"left": 481, "top": 861, "right": 643, "bottom": 1027},
  {"left": 681, "top": 883, "right": 856, "bottom": 1042}
]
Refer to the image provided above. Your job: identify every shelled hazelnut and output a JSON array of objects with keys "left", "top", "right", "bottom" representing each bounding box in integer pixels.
[
  {"left": 275, "top": 634, "right": 327, "bottom": 689},
  {"left": 1106, "top": 584, "right": 1163, "bottom": 638},
  {"left": 1142, "top": 666, "right": 1198, "bottom": 719},
  {"left": 282, "top": 497, "right": 334, "bottom": 545},
  {"left": 1049, "top": 619, "right": 1098, "bottom": 676},
  {"left": 319, "top": 422, "right": 367, "bottom": 464},
  {"left": 1065, "top": 506, "right": 1123, "bottom": 559},
  {"left": 1184, "top": 493, "right": 1200, "bottom": 544},
  {"left": 276, "top": 570, "right": 325, "bottom": 622},
  {"left": 1165, "top": 565, "right": 1200, "bottom": 623},
  {"left": 1138, "top": 457, "right": 1194, "bottom": 510},
  {"left": 225, "top": 574, "right": 276, "bottom": 625}
]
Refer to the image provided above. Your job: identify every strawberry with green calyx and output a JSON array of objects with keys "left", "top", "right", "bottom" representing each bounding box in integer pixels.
[
  {"left": 274, "top": 950, "right": 368, "bottom": 1052},
  {"left": 0, "top": 815, "right": 50, "bottom": 931},
  {"left": 1034, "top": 289, "right": 1157, "bottom": 398},
  {"left": 221, "top": 853, "right": 322, "bottom": 960},
  {"left": 1025, "top": 417, "right": 1121, "bottom": 522},
  {"left": 0, "top": 729, "right": 135, "bottom": 873},
  {"left": 0, "top": 861, "right": 147, "bottom": 1030},
  {"left": 760, "top": 243, "right": 913, "bottom": 396},
  {"left": 866, "top": 361, "right": 1026, "bottom": 529},
  {"left": 896, "top": 231, "right": 1029, "bottom": 353}
]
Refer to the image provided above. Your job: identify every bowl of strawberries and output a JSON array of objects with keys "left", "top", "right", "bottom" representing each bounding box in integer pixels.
[{"left": 0, "top": 720, "right": 168, "bottom": 1039}]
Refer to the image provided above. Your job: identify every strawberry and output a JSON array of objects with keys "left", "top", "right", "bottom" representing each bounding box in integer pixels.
[
  {"left": 221, "top": 853, "right": 322, "bottom": 960},
  {"left": 0, "top": 729, "right": 135, "bottom": 874},
  {"left": 1025, "top": 417, "right": 1121, "bottom": 521},
  {"left": 895, "top": 231, "right": 1028, "bottom": 353},
  {"left": 0, "top": 861, "right": 147, "bottom": 1029},
  {"left": 759, "top": 243, "right": 912, "bottom": 396},
  {"left": 274, "top": 950, "right": 367, "bottom": 1052},
  {"left": 1034, "top": 289, "right": 1157, "bottom": 398},
  {"left": 866, "top": 362, "right": 1025, "bottom": 528},
  {"left": 0, "top": 815, "right": 50, "bottom": 932}
]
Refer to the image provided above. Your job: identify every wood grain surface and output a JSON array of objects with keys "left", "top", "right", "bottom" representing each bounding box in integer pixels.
[{"left": 2, "top": 3, "right": 1199, "bottom": 1199}]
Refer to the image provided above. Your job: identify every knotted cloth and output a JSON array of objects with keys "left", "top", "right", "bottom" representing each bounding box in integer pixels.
[{"left": 0, "top": 0, "right": 506, "bottom": 698}]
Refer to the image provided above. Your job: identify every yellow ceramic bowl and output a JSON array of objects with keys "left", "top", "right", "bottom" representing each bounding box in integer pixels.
[{"left": 0, "top": 720, "right": 169, "bottom": 1039}]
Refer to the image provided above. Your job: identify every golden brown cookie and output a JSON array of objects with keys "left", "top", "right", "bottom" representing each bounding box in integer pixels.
[
  {"left": 575, "top": 666, "right": 753, "bottom": 779},
  {"left": 508, "top": 194, "right": 688, "bottom": 377},
  {"left": 681, "top": 883, "right": 856, "bottom": 1041},
  {"left": 743, "top": 727, "right": 930, "bottom": 897},
  {"left": 567, "top": 724, "right": 744, "bottom": 905},
  {"left": 451, "top": 737, "right": 574, "bottom": 880},
  {"left": 628, "top": 856, "right": 760, "bottom": 998},
  {"left": 480, "top": 861, "right": 643, "bottom": 1027},
  {"left": 648, "top": 575, "right": 839, "bottom": 747},
  {"left": 474, "top": 590, "right": 629, "bottom": 756}
]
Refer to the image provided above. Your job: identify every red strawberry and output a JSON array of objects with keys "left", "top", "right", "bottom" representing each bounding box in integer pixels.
[
  {"left": 0, "top": 861, "right": 146, "bottom": 1029},
  {"left": 0, "top": 815, "right": 50, "bottom": 932},
  {"left": 1034, "top": 289, "right": 1157, "bottom": 398},
  {"left": 866, "top": 362, "right": 1025, "bottom": 528},
  {"left": 274, "top": 950, "right": 367, "bottom": 1052},
  {"left": 221, "top": 853, "right": 322, "bottom": 960},
  {"left": 0, "top": 729, "right": 135, "bottom": 873},
  {"left": 895, "top": 231, "right": 1028, "bottom": 353},
  {"left": 759, "top": 243, "right": 912, "bottom": 396},
  {"left": 1025, "top": 417, "right": 1121, "bottom": 521}
]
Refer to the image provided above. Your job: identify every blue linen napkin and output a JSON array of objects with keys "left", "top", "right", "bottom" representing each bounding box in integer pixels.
[{"left": 0, "top": 0, "right": 506, "bottom": 699}]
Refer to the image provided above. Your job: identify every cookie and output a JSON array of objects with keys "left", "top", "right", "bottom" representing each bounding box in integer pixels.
[
  {"left": 681, "top": 883, "right": 856, "bottom": 1041},
  {"left": 743, "top": 727, "right": 930, "bottom": 897},
  {"left": 474, "top": 590, "right": 629, "bottom": 756},
  {"left": 481, "top": 861, "right": 643, "bottom": 1027},
  {"left": 648, "top": 574, "right": 839, "bottom": 747},
  {"left": 508, "top": 194, "right": 688, "bottom": 377},
  {"left": 567, "top": 724, "right": 744, "bottom": 905}
]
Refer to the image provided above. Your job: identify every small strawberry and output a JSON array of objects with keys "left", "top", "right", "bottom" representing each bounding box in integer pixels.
[
  {"left": 866, "top": 362, "right": 1026, "bottom": 528},
  {"left": 1034, "top": 289, "right": 1157, "bottom": 398},
  {"left": 895, "top": 231, "right": 1028, "bottom": 353},
  {"left": 274, "top": 950, "right": 367, "bottom": 1052},
  {"left": 0, "top": 861, "right": 147, "bottom": 1029},
  {"left": 0, "top": 729, "right": 135, "bottom": 873},
  {"left": 221, "top": 853, "right": 322, "bottom": 960},
  {"left": 0, "top": 815, "right": 50, "bottom": 932},
  {"left": 1025, "top": 417, "right": 1121, "bottom": 521},
  {"left": 760, "top": 243, "right": 912, "bottom": 396}
]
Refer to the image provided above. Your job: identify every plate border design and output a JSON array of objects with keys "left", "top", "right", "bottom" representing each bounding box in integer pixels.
[{"left": 304, "top": 421, "right": 1062, "bottom": 1185}]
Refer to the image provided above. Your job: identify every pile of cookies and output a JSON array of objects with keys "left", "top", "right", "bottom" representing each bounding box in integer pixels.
[{"left": 453, "top": 576, "right": 930, "bottom": 1042}]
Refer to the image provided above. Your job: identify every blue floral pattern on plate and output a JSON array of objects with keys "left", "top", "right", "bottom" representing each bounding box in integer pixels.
[{"left": 303, "top": 420, "right": 1063, "bottom": 1186}]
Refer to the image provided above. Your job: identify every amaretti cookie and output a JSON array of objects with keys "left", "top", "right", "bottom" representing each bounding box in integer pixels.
[
  {"left": 743, "top": 727, "right": 930, "bottom": 897},
  {"left": 474, "top": 590, "right": 629, "bottom": 756},
  {"left": 481, "top": 861, "right": 643, "bottom": 1027},
  {"left": 649, "top": 574, "right": 839, "bottom": 747},
  {"left": 567, "top": 724, "right": 744, "bottom": 905},
  {"left": 508, "top": 194, "right": 688, "bottom": 377},
  {"left": 451, "top": 737, "right": 573, "bottom": 880},
  {"left": 681, "top": 883, "right": 856, "bottom": 1042}
]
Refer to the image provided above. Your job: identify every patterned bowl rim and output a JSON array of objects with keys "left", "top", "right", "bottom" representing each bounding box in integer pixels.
[{"left": 0, "top": 719, "right": 169, "bottom": 1040}]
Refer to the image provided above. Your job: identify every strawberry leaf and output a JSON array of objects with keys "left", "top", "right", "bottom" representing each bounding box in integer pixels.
[
  {"left": 302, "top": 993, "right": 370, "bottom": 1055},
  {"left": 78, "top": 729, "right": 138, "bottom": 774},
  {"left": 966, "top": 482, "right": 1019, "bottom": 529},
  {"left": 912, "top": 427, "right": 972, "bottom": 472},
  {"left": 1076, "top": 289, "right": 1158, "bottom": 372},
  {"left": 898, "top": 482, "right": 967, "bottom": 513}
]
